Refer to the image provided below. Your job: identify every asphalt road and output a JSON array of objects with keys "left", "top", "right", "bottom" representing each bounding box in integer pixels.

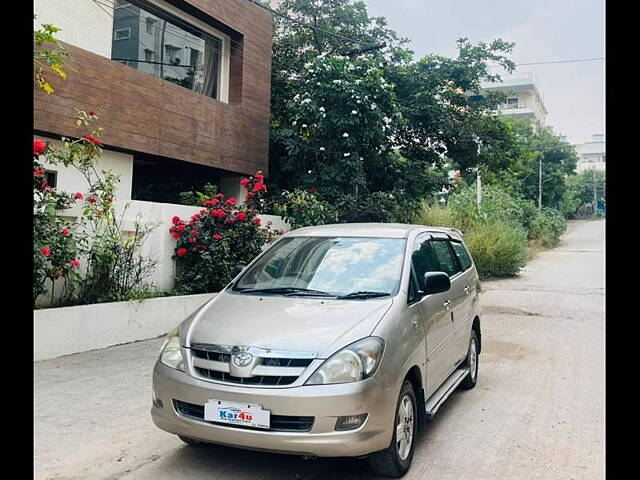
[{"left": 34, "top": 219, "right": 605, "bottom": 480}]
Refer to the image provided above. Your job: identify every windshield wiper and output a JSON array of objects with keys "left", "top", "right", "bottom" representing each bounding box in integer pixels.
[
  {"left": 236, "top": 287, "right": 333, "bottom": 297},
  {"left": 336, "top": 291, "right": 391, "bottom": 299}
]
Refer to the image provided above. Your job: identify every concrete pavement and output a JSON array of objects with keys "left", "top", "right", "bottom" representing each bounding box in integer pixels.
[{"left": 34, "top": 219, "right": 605, "bottom": 480}]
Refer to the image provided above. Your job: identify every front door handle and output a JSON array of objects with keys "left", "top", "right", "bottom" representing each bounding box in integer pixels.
[
  {"left": 443, "top": 300, "right": 452, "bottom": 310},
  {"left": 464, "top": 285, "right": 471, "bottom": 295}
]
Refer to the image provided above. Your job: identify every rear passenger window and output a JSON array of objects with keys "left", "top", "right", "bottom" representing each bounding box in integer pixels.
[
  {"left": 431, "top": 241, "right": 460, "bottom": 277},
  {"left": 451, "top": 241, "right": 472, "bottom": 271}
]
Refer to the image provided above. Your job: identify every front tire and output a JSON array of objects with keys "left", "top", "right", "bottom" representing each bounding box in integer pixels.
[
  {"left": 459, "top": 329, "right": 479, "bottom": 390},
  {"left": 368, "top": 380, "right": 417, "bottom": 478}
]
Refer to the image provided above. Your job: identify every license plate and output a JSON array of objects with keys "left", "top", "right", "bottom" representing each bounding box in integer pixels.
[{"left": 204, "top": 399, "right": 270, "bottom": 429}]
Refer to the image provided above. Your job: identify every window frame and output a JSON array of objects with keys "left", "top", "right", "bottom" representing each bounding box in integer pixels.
[
  {"left": 449, "top": 239, "right": 473, "bottom": 273},
  {"left": 113, "top": 27, "right": 132, "bottom": 41}
]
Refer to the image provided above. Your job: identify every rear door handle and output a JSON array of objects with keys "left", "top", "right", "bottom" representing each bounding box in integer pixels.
[{"left": 443, "top": 300, "right": 452, "bottom": 310}]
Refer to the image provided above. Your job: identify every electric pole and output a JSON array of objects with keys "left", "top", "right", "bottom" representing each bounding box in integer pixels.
[
  {"left": 592, "top": 166, "right": 597, "bottom": 216},
  {"left": 476, "top": 167, "right": 482, "bottom": 206},
  {"left": 538, "top": 154, "right": 542, "bottom": 210}
]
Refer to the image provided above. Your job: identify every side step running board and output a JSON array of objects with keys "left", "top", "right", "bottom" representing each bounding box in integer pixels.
[{"left": 424, "top": 368, "right": 469, "bottom": 419}]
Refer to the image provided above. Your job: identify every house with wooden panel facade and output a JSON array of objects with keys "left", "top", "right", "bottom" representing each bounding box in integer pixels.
[{"left": 34, "top": 0, "right": 273, "bottom": 203}]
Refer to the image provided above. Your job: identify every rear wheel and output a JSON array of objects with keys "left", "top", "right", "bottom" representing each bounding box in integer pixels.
[
  {"left": 459, "top": 330, "right": 479, "bottom": 390},
  {"left": 368, "top": 380, "right": 417, "bottom": 478}
]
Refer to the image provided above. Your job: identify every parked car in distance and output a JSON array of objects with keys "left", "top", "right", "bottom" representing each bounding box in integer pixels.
[{"left": 151, "top": 223, "right": 482, "bottom": 477}]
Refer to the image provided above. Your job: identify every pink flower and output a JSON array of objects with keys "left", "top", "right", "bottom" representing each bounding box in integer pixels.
[
  {"left": 34, "top": 167, "right": 44, "bottom": 177},
  {"left": 61, "top": 228, "right": 70, "bottom": 237},
  {"left": 74, "top": 192, "right": 84, "bottom": 200},
  {"left": 41, "top": 246, "right": 51, "bottom": 257},
  {"left": 171, "top": 216, "right": 181, "bottom": 224},
  {"left": 253, "top": 217, "right": 261, "bottom": 225},
  {"left": 235, "top": 212, "right": 247, "bottom": 222},
  {"left": 88, "top": 196, "right": 97, "bottom": 204},
  {"left": 190, "top": 230, "right": 199, "bottom": 237},
  {"left": 225, "top": 198, "right": 237, "bottom": 206},
  {"left": 171, "top": 233, "right": 180, "bottom": 240},
  {"left": 70, "top": 259, "right": 81, "bottom": 268},
  {"left": 240, "top": 178, "right": 250, "bottom": 187},
  {"left": 213, "top": 233, "right": 222, "bottom": 241}
]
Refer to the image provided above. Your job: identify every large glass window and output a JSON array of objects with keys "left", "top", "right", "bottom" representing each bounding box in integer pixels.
[
  {"left": 431, "top": 240, "right": 460, "bottom": 277},
  {"left": 450, "top": 241, "right": 472, "bottom": 271},
  {"left": 112, "top": 0, "right": 222, "bottom": 99},
  {"left": 233, "top": 237, "right": 406, "bottom": 297}
]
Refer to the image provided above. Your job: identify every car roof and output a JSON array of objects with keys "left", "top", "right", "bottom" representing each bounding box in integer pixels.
[{"left": 285, "top": 223, "right": 463, "bottom": 240}]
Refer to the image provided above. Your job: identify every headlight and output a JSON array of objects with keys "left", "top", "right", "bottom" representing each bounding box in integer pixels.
[
  {"left": 159, "top": 327, "right": 184, "bottom": 371},
  {"left": 306, "top": 337, "right": 384, "bottom": 385}
]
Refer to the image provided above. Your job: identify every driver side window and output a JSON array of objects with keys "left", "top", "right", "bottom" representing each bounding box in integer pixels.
[{"left": 408, "top": 235, "right": 442, "bottom": 304}]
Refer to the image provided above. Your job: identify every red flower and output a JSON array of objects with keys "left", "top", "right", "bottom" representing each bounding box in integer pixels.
[
  {"left": 253, "top": 217, "right": 261, "bottom": 225},
  {"left": 261, "top": 184, "right": 267, "bottom": 192},
  {"left": 176, "top": 248, "right": 188, "bottom": 257},
  {"left": 70, "top": 259, "right": 81, "bottom": 268},
  {"left": 240, "top": 178, "right": 251, "bottom": 187},
  {"left": 225, "top": 198, "right": 237, "bottom": 206},
  {"left": 34, "top": 138, "right": 46, "bottom": 156},
  {"left": 255, "top": 173, "right": 264, "bottom": 181},
  {"left": 200, "top": 209, "right": 207, "bottom": 215},
  {"left": 188, "top": 238, "right": 197, "bottom": 244},
  {"left": 61, "top": 227, "right": 70, "bottom": 237},
  {"left": 202, "top": 199, "right": 218, "bottom": 206},
  {"left": 74, "top": 192, "right": 84, "bottom": 200},
  {"left": 41, "top": 246, "right": 51, "bottom": 257},
  {"left": 191, "top": 214, "right": 200, "bottom": 221},
  {"left": 177, "top": 224, "right": 186, "bottom": 233},
  {"left": 190, "top": 230, "right": 199, "bottom": 237},
  {"left": 172, "top": 216, "right": 181, "bottom": 224},
  {"left": 171, "top": 232, "right": 180, "bottom": 240},
  {"left": 215, "top": 193, "right": 224, "bottom": 199},
  {"left": 210, "top": 209, "right": 226, "bottom": 218},
  {"left": 236, "top": 212, "right": 247, "bottom": 222},
  {"left": 34, "top": 167, "right": 45, "bottom": 177},
  {"left": 88, "top": 196, "right": 97, "bottom": 204},
  {"left": 310, "top": 187, "right": 317, "bottom": 193},
  {"left": 213, "top": 233, "right": 222, "bottom": 240},
  {"left": 83, "top": 134, "right": 102, "bottom": 146},
  {"left": 252, "top": 182, "right": 263, "bottom": 193}
]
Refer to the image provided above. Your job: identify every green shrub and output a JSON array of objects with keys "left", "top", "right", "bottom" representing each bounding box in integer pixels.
[
  {"left": 413, "top": 203, "right": 455, "bottom": 228},
  {"left": 527, "top": 207, "right": 566, "bottom": 247},
  {"left": 272, "top": 188, "right": 339, "bottom": 229},
  {"left": 448, "top": 184, "right": 526, "bottom": 232},
  {"left": 464, "top": 221, "right": 528, "bottom": 278}
]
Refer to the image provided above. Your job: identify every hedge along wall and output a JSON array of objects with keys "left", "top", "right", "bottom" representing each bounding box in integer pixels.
[{"left": 35, "top": 200, "right": 290, "bottom": 308}]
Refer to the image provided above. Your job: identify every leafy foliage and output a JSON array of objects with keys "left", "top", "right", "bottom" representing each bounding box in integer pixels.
[
  {"left": 271, "top": 188, "right": 339, "bottom": 229},
  {"left": 464, "top": 221, "right": 528, "bottom": 278},
  {"left": 33, "top": 17, "right": 68, "bottom": 94},
  {"left": 172, "top": 173, "right": 281, "bottom": 294},
  {"left": 178, "top": 183, "right": 219, "bottom": 206}
]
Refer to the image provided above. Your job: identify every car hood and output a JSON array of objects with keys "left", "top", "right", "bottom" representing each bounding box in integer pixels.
[{"left": 183, "top": 290, "right": 394, "bottom": 358}]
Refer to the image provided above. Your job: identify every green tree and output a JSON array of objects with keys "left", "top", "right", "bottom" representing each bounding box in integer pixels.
[{"left": 504, "top": 119, "right": 578, "bottom": 209}]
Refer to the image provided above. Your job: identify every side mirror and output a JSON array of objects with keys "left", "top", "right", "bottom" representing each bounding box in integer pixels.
[
  {"left": 231, "top": 264, "right": 246, "bottom": 277},
  {"left": 421, "top": 271, "right": 450, "bottom": 295}
]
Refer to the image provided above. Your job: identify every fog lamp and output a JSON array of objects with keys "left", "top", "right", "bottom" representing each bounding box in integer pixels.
[{"left": 335, "top": 413, "right": 368, "bottom": 431}]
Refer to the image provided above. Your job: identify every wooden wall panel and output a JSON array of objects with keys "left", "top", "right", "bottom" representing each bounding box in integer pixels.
[{"left": 34, "top": 0, "right": 272, "bottom": 176}]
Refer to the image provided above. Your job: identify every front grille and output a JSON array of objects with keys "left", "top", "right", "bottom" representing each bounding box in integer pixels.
[
  {"left": 173, "top": 400, "right": 314, "bottom": 432},
  {"left": 189, "top": 344, "right": 316, "bottom": 387},
  {"left": 195, "top": 368, "right": 299, "bottom": 386}
]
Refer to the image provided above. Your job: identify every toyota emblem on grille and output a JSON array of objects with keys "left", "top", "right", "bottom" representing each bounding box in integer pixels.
[{"left": 232, "top": 351, "right": 253, "bottom": 367}]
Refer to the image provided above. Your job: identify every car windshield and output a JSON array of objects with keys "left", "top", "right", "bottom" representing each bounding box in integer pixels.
[{"left": 233, "top": 236, "right": 406, "bottom": 298}]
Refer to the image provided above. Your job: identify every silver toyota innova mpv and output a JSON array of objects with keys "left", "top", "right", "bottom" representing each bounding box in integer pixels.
[{"left": 151, "top": 223, "right": 482, "bottom": 477}]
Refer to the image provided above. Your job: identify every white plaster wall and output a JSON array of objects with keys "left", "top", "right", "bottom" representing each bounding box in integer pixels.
[
  {"left": 39, "top": 136, "right": 134, "bottom": 201},
  {"left": 34, "top": 293, "right": 216, "bottom": 361},
  {"left": 34, "top": 0, "right": 114, "bottom": 58}
]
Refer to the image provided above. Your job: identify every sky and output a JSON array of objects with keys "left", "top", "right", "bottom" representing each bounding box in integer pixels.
[{"left": 365, "top": 0, "right": 605, "bottom": 145}]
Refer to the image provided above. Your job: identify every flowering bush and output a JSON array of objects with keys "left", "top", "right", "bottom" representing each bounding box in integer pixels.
[
  {"left": 172, "top": 172, "right": 278, "bottom": 294},
  {"left": 34, "top": 111, "right": 158, "bottom": 307},
  {"left": 272, "top": 188, "right": 339, "bottom": 229}
]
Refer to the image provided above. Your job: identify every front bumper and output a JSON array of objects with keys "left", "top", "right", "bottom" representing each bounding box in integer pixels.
[{"left": 151, "top": 362, "right": 397, "bottom": 457}]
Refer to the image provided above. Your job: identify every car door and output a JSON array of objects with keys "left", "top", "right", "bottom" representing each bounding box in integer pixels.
[
  {"left": 429, "top": 236, "right": 465, "bottom": 373},
  {"left": 449, "top": 239, "right": 477, "bottom": 364},
  {"left": 408, "top": 233, "right": 455, "bottom": 396}
]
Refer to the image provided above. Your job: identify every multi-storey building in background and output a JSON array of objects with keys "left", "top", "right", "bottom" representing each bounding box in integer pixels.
[
  {"left": 575, "top": 134, "right": 606, "bottom": 173},
  {"left": 472, "top": 72, "right": 548, "bottom": 128},
  {"left": 34, "top": 0, "right": 273, "bottom": 203}
]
